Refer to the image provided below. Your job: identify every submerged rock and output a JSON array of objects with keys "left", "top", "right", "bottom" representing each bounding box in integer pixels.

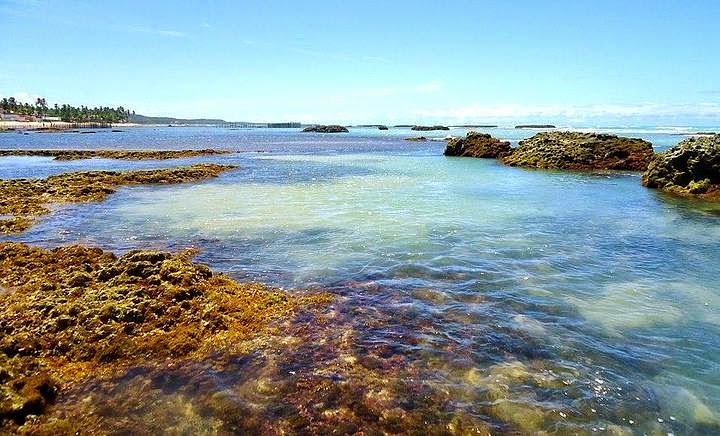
[
  {"left": 0, "top": 164, "right": 237, "bottom": 234},
  {"left": 411, "top": 125, "right": 449, "bottom": 131},
  {"left": 641, "top": 134, "right": 720, "bottom": 201},
  {"left": 501, "top": 131, "right": 653, "bottom": 171},
  {"left": 302, "top": 125, "right": 349, "bottom": 133},
  {"left": 0, "top": 242, "right": 331, "bottom": 432},
  {"left": 444, "top": 132, "right": 512, "bottom": 158},
  {"left": 0, "top": 149, "right": 232, "bottom": 161}
]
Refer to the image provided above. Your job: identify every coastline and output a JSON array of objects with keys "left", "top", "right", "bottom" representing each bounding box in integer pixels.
[{"left": 0, "top": 121, "right": 143, "bottom": 131}]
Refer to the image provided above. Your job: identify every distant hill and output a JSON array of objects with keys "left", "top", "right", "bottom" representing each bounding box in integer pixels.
[{"left": 129, "top": 114, "right": 229, "bottom": 125}]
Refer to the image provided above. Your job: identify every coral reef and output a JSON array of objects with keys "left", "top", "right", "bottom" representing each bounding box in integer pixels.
[
  {"left": 0, "top": 149, "right": 231, "bottom": 161},
  {"left": 0, "top": 164, "right": 236, "bottom": 234},
  {"left": 642, "top": 134, "right": 720, "bottom": 201},
  {"left": 502, "top": 131, "right": 653, "bottom": 171}
]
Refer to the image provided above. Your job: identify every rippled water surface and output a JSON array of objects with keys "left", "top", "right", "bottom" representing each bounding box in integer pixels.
[{"left": 2, "top": 126, "right": 720, "bottom": 434}]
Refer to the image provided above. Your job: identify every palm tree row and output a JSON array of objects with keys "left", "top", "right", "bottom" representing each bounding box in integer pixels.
[{"left": 0, "top": 97, "right": 131, "bottom": 123}]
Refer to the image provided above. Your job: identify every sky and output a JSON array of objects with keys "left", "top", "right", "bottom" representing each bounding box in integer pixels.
[{"left": 1, "top": 0, "right": 720, "bottom": 126}]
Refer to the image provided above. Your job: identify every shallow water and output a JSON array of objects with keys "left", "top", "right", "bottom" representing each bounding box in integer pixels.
[{"left": 2, "top": 127, "right": 720, "bottom": 433}]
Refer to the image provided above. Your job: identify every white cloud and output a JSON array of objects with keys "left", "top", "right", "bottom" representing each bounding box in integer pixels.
[
  {"left": 0, "top": 91, "right": 43, "bottom": 104},
  {"left": 414, "top": 102, "right": 720, "bottom": 122},
  {"left": 126, "top": 26, "right": 187, "bottom": 38}
]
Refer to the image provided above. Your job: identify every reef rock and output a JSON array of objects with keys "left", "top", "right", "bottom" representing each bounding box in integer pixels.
[
  {"left": 444, "top": 132, "right": 512, "bottom": 158},
  {"left": 302, "top": 125, "right": 349, "bottom": 133},
  {"left": 378, "top": 125, "right": 389, "bottom": 130},
  {"left": 515, "top": 124, "right": 556, "bottom": 129},
  {"left": 411, "top": 125, "right": 450, "bottom": 131},
  {"left": 501, "top": 131, "right": 653, "bottom": 171},
  {"left": 0, "top": 164, "right": 236, "bottom": 234},
  {"left": 0, "top": 241, "right": 330, "bottom": 432},
  {"left": 641, "top": 134, "right": 720, "bottom": 201},
  {"left": 404, "top": 136, "right": 428, "bottom": 142},
  {"left": 0, "top": 149, "right": 231, "bottom": 161}
]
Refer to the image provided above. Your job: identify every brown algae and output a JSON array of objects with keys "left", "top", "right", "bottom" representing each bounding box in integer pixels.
[
  {"left": 0, "top": 164, "right": 236, "bottom": 234},
  {"left": 0, "top": 242, "right": 331, "bottom": 432}
]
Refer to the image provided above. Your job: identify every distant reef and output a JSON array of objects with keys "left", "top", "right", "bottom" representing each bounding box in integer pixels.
[
  {"left": 502, "top": 132, "right": 653, "bottom": 171},
  {"left": 444, "top": 132, "right": 512, "bottom": 158},
  {"left": 449, "top": 125, "right": 498, "bottom": 128},
  {"left": 642, "top": 134, "right": 720, "bottom": 201},
  {"left": 411, "top": 125, "right": 450, "bottom": 131},
  {"left": 404, "top": 136, "right": 428, "bottom": 142},
  {"left": 378, "top": 125, "right": 389, "bottom": 130},
  {"left": 515, "top": 124, "right": 556, "bottom": 129},
  {"left": 302, "top": 125, "right": 349, "bottom": 133},
  {"left": 0, "top": 149, "right": 231, "bottom": 161}
]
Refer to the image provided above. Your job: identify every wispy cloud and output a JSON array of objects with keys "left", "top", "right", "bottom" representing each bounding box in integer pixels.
[
  {"left": 415, "top": 103, "right": 720, "bottom": 121},
  {"left": 0, "top": 0, "right": 42, "bottom": 16},
  {"left": 0, "top": 91, "right": 43, "bottom": 104},
  {"left": 126, "top": 26, "right": 187, "bottom": 38}
]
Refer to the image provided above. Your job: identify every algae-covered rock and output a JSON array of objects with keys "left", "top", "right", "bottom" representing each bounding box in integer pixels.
[
  {"left": 502, "top": 131, "right": 653, "bottom": 171},
  {"left": 0, "top": 242, "right": 331, "bottom": 431},
  {"left": 404, "top": 136, "right": 428, "bottom": 142},
  {"left": 444, "top": 132, "right": 512, "bottom": 158},
  {"left": 302, "top": 125, "right": 349, "bottom": 133},
  {"left": 0, "top": 164, "right": 236, "bottom": 234},
  {"left": 641, "top": 134, "right": 720, "bottom": 201}
]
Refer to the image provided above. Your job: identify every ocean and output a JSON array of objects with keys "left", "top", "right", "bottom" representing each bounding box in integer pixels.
[{"left": 1, "top": 126, "right": 719, "bottom": 433}]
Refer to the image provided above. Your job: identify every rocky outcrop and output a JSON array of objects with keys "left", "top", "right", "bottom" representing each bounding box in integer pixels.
[
  {"left": 444, "top": 132, "right": 512, "bottom": 158},
  {"left": 378, "top": 125, "right": 389, "bottom": 130},
  {"left": 0, "top": 164, "right": 237, "bottom": 234},
  {"left": 404, "top": 136, "right": 428, "bottom": 141},
  {"left": 641, "top": 134, "right": 720, "bottom": 201},
  {"left": 302, "top": 125, "right": 349, "bottom": 133},
  {"left": 411, "top": 125, "right": 449, "bottom": 131},
  {"left": 501, "top": 131, "right": 653, "bottom": 171}
]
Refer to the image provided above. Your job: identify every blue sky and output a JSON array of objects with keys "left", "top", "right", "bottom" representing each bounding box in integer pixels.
[{"left": 2, "top": 0, "right": 719, "bottom": 125}]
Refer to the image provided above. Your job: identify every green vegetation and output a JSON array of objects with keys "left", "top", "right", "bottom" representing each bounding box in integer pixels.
[{"left": 0, "top": 97, "right": 130, "bottom": 123}]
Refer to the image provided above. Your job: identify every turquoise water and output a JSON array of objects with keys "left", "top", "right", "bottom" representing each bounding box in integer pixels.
[{"left": 2, "top": 127, "right": 719, "bottom": 433}]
